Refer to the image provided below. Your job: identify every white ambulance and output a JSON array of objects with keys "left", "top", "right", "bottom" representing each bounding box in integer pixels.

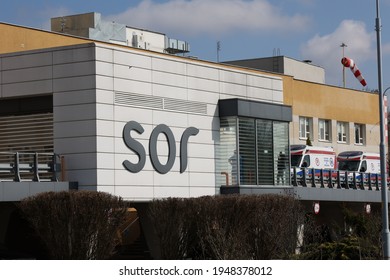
[
  {"left": 337, "top": 151, "right": 380, "bottom": 174},
  {"left": 290, "top": 145, "right": 336, "bottom": 170},
  {"left": 337, "top": 151, "right": 381, "bottom": 187},
  {"left": 290, "top": 145, "right": 336, "bottom": 185}
]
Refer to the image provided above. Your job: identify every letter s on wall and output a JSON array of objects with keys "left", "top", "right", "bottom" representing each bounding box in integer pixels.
[{"left": 122, "top": 121, "right": 146, "bottom": 173}]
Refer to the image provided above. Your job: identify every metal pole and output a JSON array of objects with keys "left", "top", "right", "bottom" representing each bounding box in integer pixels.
[
  {"left": 375, "top": 0, "right": 390, "bottom": 259},
  {"left": 341, "top": 43, "right": 347, "bottom": 87}
]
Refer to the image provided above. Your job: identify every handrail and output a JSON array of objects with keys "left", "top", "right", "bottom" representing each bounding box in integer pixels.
[
  {"left": 291, "top": 167, "right": 389, "bottom": 190},
  {"left": 0, "top": 152, "right": 61, "bottom": 182}
]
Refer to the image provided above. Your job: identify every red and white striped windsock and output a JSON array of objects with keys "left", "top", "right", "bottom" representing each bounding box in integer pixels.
[{"left": 341, "top": 57, "right": 367, "bottom": 87}]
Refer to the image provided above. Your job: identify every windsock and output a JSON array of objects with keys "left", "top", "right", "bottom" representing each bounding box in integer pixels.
[{"left": 341, "top": 57, "right": 367, "bottom": 87}]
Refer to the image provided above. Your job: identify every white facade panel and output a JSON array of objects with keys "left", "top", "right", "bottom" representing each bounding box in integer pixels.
[
  {"left": 188, "top": 158, "right": 215, "bottom": 173},
  {"left": 189, "top": 172, "right": 216, "bottom": 187},
  {"left": 153, "top": 172, "right": 190, "bottom": 187},
  {"left": 97, "top": 169, "right": 115, "bottom": 185},
  {"left": 54, "top": 61, "right": 95, "bottom": 78},
  {"left": 113, "top": 78, "right": 152, "bottom": 95},
  {"left": 246, "top": 74, "right": 273, "bottom": 89},
  {"left": 189, "top": 186, "right": 216, "bottom": 197},
  {"left": 115, "top": 170, "right": 155, "bottom": 186},
  {"left": 0, "top": 182, "right": 70, "bottom": 202},
  {"left": 247, "top": 86, "right": 274, "bottom": 102},
  {"left": 95, "top": 47, "right": 113, "bottom": 63},
  {"left": 2, "top": 66, "right": 53, "bottom": 83},
  {"left": 2, "top": 182, "right": 30, "bottom": 202},
  {"left": 54, "top": 137, "right": 97, "bottom": 154},
  {"left": 114, "top": 64, "right": 152, "bottom": 83},
  {"left": 54, "top": 76, "right": 96, "bottom": 92},
  {"left": 272, "top": 79, "right": 283, "bottom": 91},
  {"left": 2, "top": 80, "right": 52, "bottom": 97},
  {"left": 95, "top": 61, "right": 113, "bottom": 77},
  {"left": 220, "top": 81, "right": 247, "bottom": 97},
  {"left": 153, "top": 186, "right": 190, "bottom": 198},
  {"left": 2, "top": 52, "right": 52, "bottom": 70},
  {"left": 219, "top": 69, "right": 247, "bottom": 84},
  {"left": 96, "top": 136, "right": 115, "bottom": 153},
  {"left": 115, "top": 186, "right": 154, "bottom": 200},
  {"left": 152, "top": 71, "right": 187, "bottom": 88},
  {"left": 187, "top": 63, "right": 219, "bottom": 80},
  {"left": 96, "top": 153, "right": 115, "bottom": 169},
  {"left": 54, "top": 120, "right": 96, "bottom": 138},
  {"left": 65, "top": 153, "right": 98, "bottom": 170},
  {"left": 114, "top": 106, "right": 153, "bottom": 124},
  {"left": 54, "top": 90, "right": 97, "bottom": 106},
  {"left": 96, "top": 75, "right": 113, "bottom": 91},
  {"left": 113, "top": 49, "right": 152, "bottom": 69},
  {"left": 66, "top": 170, "right": 97, "bottom": 186},
  {"left": 187, "top": 89, "right": 220, "bottom": 104},
  {"left": 54, "top": 104, "right": 96, "bottom": 122},
  {"left": 53, "top": 45, "right": 95, "bottom": 64},
  {"left": 97, "top": 104, "right": 114, "bottom": 120},
  {"left": 152, "top": 84, "right": 187, "bottom": 100},
  {"left": 185, "top": 143, "right": 215, "bottom": 159},
  {"left": 96, "top": 120, "right": 114, "bottom": 136},
  {"left": 187, "top": 76, "right": 219, "bottom": 93},
  {"left": 152, "top": 110, "right": 189, "bottom": 128},
  {"left": 273, "top": 90, "right": 283, "bottom": 103},
  {"left": 96, "top": 89, "right": 114, "bottom": 104},
  {"left": 152, "top": 57, "right": 187, "bottom": 75}
]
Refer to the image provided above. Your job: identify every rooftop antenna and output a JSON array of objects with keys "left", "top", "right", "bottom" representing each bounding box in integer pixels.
[{"left": 340, "top": 43, "right": 347, "bottom": 87}]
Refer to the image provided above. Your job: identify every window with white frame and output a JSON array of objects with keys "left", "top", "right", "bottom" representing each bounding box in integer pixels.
[
  {"left": 318, "top": 119, "right": 331, "bottom": 141},
  {"left": 354, "top": 123, "right": 365, "bottom": 145},
  {"left": 299, "top": 116, "right": 313, "bottom": 140},
  {"left": 337, "top": 121, "right": 349, "bottom": 143}
]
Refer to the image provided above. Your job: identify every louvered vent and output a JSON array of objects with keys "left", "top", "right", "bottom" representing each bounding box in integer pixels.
[
  {"left": 164, "top": 97, "right": 207, "bottom": 114},
  {"left": 115, "top": 92, "right": 207, "bottom": 115},
  {"left": 115, "top": 92, "right": 163, "bottom": 109},
  {"left": 0, "top": 113, "right": 53, "bottom": 153}
]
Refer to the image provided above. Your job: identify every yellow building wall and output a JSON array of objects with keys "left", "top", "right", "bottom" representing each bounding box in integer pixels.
[
  {"left": 283, "top": 76, "right": 381, "bottom": 154},
  {"left": 0, "top": 23, "right": 90, "bottom": 54},
  {"left": 284, "top": 78, "right": 378, "bottom": 124}
]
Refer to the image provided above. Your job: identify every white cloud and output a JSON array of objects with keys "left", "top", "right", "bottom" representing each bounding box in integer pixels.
[
  {"left": 300, "top": 20, "right": 374, "bottom": 86},
  {"left": 107, "top": 0, "right": 310, "bottom": 36}
]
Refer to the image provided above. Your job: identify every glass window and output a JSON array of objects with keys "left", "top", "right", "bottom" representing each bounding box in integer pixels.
[
  {"left": 337, "top": 122, "right": 348, "bottom": 143},
  {"left": 354, "top": 123, "right": 365, "bottom": 145},
  {"left": 318, "top": 119, "right": 331, "bottom": 141},
  {"left": 239, "top": 119, "right": 256, "bottom": 185},
  {"left": 274, "top": 122, "right": 289, "bottom": 185},
  {"left": 218, "top": 117, "right": 290, "bottom": 187},
  {"left": 257, "top": 120, "right": 273, "bottom": 185},
  {"left": 299, "top": 116, "right": 313, "bottom": 140},
  {"left": 218, "top": 118, "right": 237, "bottom": 186}
]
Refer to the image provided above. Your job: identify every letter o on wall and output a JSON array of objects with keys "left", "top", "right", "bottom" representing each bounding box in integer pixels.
[{"left": 149, "top": 124, "right": 176, "bottom": 174}]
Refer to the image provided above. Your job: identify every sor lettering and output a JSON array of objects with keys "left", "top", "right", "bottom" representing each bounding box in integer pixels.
[{"left": 122, "top": 121, "right": 199, "bottom": 174}]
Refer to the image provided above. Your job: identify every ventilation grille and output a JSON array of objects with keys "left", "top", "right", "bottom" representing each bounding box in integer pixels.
[
  {"left": 115, "top": 92, "right": 207, "bottom": 115},
  {"left": 115, "top": 92, "right": 163, "bottom": 109},
  {"left": 0, "top": 113, "right": 53, "bottom": 153}
]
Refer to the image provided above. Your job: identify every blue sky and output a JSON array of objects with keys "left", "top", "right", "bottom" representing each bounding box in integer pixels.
[{"left": 1, "top": 0, "right": 390, "bottom": 91}]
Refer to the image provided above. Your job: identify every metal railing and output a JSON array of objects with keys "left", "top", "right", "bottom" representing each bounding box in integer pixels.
[
  {"left": 0, "top": 152, "right": 62, "bottom": 182},
  {"left": 291, "top": 168, "right": 385, "bottom": 190}
]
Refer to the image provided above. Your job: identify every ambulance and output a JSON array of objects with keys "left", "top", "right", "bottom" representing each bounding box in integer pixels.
[
  {"left": 290, "top": 145, "right": 336, "bottom": 170},
  {"left": 290, "top": 145, "right": 336, "bottom": 184},
  {"left": 337, "top": 151, "right": 381, "bottom": 187}
]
